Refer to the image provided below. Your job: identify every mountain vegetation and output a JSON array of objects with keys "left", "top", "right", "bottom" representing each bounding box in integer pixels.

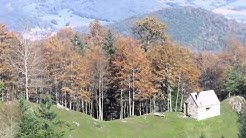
[
  {"left": 111, "top": 7, "right": 246, "bottom": 51},
  {"left": 0, "top": 98, "right": 241, "bottom": 138},
  {"left": 1, "top": 0, "right": 246, "bottom": 31},
  {"left": 1, "top": 5, "right": 246, "bottom": 136}
]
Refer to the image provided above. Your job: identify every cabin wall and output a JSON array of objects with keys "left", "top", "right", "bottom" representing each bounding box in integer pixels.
[
  {"left": 185, "top": 96, "right": 198, "bottom": 119},
  {"left": 197, "top": 104, "right": 220, "bottom": 120}
]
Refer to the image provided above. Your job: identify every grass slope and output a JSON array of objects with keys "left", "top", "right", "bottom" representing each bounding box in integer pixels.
[
  {"left": 0, "top": 101, "right": 20, "bottom": 138},
  {"left": 54, "top": 99, "right": 240, "bottom": 138}
]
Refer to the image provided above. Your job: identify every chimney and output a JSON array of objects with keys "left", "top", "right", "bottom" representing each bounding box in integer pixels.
[{"left": 195, "top": 93, "right": 199, "bottom": 99}]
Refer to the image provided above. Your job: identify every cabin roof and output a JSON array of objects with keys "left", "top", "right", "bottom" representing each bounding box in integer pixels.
[{"left": 186, "top": 90, "right": 220, "bottom": 107}]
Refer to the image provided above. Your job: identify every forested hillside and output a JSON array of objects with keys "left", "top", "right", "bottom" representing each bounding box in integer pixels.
[
  {"left": 1, "top": 12, "right": 246, "bottom": 137},
  {"left": 1, "top": 0, "right": 246, "bottom": 32},
  {"left": 0, "top": 99, "right": 240, "bottom": 138},
  {"left": 111, "top": 7, "right": 246, "bottom": 51}
]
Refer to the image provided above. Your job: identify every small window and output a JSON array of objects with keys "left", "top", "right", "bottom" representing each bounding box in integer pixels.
[{"left": 206, "top": 107, "right": 210, "bottom": 111}]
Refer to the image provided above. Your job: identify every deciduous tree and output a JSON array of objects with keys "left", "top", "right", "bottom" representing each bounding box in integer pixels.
[{"left": 132, "top": 16, "right": 169, "bottom": 52}]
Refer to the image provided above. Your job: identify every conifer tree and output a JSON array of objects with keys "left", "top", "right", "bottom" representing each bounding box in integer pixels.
[
  {"left": 239, "top": 108, "right": 246, "bottom": 138},
  {"left": 37, "top": 94, "right": 64, "bottom": 138},
  {"left": 223, "top": 64, "right": 245, "bottom": 97},
  {"left": 103, "top": 30, "right": 115, "bottom": 56},
  {"left": 17, "top": 98, "right": 41, "bottom": 138}
]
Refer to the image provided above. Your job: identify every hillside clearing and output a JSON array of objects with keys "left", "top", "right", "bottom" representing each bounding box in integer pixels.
[
  {"left": 0, "top": 101, "right": 20, "bottom": 138},
  {"left": 0, "top": 99, "right": 240, "bottom": 138},
  {"left": 53, "top": 99, "right": 240, "bottom": 138}
]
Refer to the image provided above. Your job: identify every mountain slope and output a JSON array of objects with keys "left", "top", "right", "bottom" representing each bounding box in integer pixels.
[
  {"left": 0, "top": 99, "right": 240, "bottom": 138},
  {"left": 110, "top": 7, "right": 246, "bottom": 51},
  {"left": 46, "top": 99, "right": 241, "bottom": 138},
  {"left": 0, "top": 0, "right": 245, "bottom": 34}
]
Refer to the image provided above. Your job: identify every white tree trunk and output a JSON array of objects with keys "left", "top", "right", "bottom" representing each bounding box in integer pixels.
[
  {"left": 128, "top": 75, "right": 131, "bottom": 116},
  {"left": 175, "top": 75, "right": 181, "bottom": 112},
  {"left": 120, "top": 87, "right": 123, "bottom": 119},
  {"left": 132, "top": 70, "right": 135, "bottom": 116}
]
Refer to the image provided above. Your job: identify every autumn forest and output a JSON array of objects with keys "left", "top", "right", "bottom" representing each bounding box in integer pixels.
[{"left": 0, "top": 17, "right": 245, "bottom": 121}]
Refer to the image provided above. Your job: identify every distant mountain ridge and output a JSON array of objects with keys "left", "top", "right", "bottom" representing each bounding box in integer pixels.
[
  {"left": 0, "top": 0, "right": 245, "bottom": 51},
  {"left": 110, "top": 7, "right": 246, "bottom": 51},
  {"left": 0, "top": 0, "right": 245, "bottom": 33}
]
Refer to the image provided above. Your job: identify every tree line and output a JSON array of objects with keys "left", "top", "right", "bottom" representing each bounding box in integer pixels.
[{"left": 0, "top": 17, "right": 246, "bottom": 120}]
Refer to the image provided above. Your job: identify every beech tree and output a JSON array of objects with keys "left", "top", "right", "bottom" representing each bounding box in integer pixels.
[
  {"left": 132, "top": 16, "right": 169, "bottom": 52},
  {"left": 112, "top": 37, "right": 155, "bottom": 118},
  {"left": 43, "top": 29, "right": 90, "bottom": 113},
  {"left": 149, "top": 43, "right": 200, "bottom": 112},
  {"left": 84, "top": 46, "right": 108, "bottom": 120},
  {"left": 0, "top": 24, "right": 18, "bottom": 101},
  {"left": 9, "top": 38, "right": 44, "bottom": 100},
  {"left": 86, "top": 20, "right": 108, "bottom": 48}
]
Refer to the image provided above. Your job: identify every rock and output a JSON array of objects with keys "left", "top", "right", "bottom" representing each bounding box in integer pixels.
[
  {"left": 228, "top": 96, "right": 246, "bottom": 113},
  {"left": 72, "top": 121, "right": 80, "bottom": 127}
]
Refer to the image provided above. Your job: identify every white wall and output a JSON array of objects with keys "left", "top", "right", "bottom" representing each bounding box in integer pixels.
[
  {"left": 197, "top": 104, "right": 220, "bottom": 120},
  {"left": 185, "top": 96, "right": 198, "bottom": 119}
]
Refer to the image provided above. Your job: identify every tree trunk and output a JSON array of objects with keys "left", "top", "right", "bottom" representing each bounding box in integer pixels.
[
  {"left": 120, "top": 87, "right": 123, "bottom": 119},
  {"left": 149, "top": 98, "right": 151, "bottom": 113},
  {"left": 24, "top": 57, "right": 29, "bottom": 100},
  {"left": 69, "top": 100, "right": 72, "bottom": 110},
  {"left": 65, "top": 93, "right": 67, "bottom": 108},
  {"left": 1, "top": 92, "right": 3, "bottom": 101},
  {"left": 85, "top": 101, "right": 88, "bottom": 114},
  {"left": 101, "top": 74, "right": 104, "bottom": 120},
  {"left": 98, "top": 75, "right": 102, "bottom": 120},
  {"left": 179, "top": 88, "right": 184, "bottom": 111},
  {"left": 153, "top": 95, "right": 156, "bottom": 113},
  {"left": 132, "top": 70, "right": 135, "bottom": 116},
  {"left": 128, "top": 75, "right": 131, "bottom": 116},
  {"left": 175, "top": 75, "right": 181, "bottom": 112},
  {"left": 168, "top": 85, "right": 172, "bottom": 112}
]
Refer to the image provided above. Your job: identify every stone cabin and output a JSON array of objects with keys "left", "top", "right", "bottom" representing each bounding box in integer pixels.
[{"left": 184, "top": 90, "right": 220, "bottom": 120}]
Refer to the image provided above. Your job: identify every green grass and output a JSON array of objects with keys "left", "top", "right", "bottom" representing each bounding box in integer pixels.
[
  {"left": 0, "top": 101, "right": 21, "bottom": 138},
  {"left": 0, "top": 99, "right": 240, "bottom": 138},
  {"left": 53, "top": 99, "right": 240, "bottom": 138}
]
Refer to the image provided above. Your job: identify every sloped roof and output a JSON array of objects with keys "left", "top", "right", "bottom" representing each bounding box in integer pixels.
[{"left": 188, "top": 90, "right": 220, "bottom": 107}]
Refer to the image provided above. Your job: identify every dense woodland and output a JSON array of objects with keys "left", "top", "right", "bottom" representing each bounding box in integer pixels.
[
  {"left": 0, "top": 17, "right": 246, "bottom": 121},
  {"left": 111, "top": 7, "right": 246, "bottom": 52}
]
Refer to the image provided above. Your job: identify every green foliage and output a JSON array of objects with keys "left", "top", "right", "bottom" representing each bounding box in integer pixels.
[
  {"left": 103, "top": 30, "right": 115, "bottom": 56},
  {"left": 0, "top": 101, "right": 20, "bottom": 138},
  {"left": 223, "top": 64, "right": 245, "bottom": 97},
  {"left": 239, "top": 108, "right": 246, "bottom": 138},
  {"left": 17, "top": 98, "right": 42, "bottom": 138},
  {"left": 72, "top": 32, "right": 86, "bottom": 54},
  {"left": 132, "top": 16, "right": 168, "bottom": 51},
  {"left": 52, "top": 99, "right": 239, "bottom": 138},
  {"left": 37, "top": 94, "right": 64, "bottom": 138},
  {"left": 17, "top": 95, "right": 64, "bottom": 138},
  {"left": 200, "top": 133, "right": 206, "bottom": 138},
  {"left": 111, "top": 7, "right": 246, "bottom": 52}
]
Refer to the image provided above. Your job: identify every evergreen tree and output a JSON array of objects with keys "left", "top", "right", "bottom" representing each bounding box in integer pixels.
[
  {"left": 103, "top": 30, "right": 115, "bottom": 56},
  {"left": 223, "top": 64, "right": 245, "bottom": 97},
  {"left": 37, "top": 94, "right": 64, "bottom": 138},
  {"left": 17, "top": 98, "right": 42, "bottom": 138},
  {"left": 239, "top": 108, "right": 246, "bottom": 138},
  {"left": 72, "top": 32, "right": 86, "bottom": 54},
  {"left": 17, "top": 95, "right": 64, "bottom": 138}
]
